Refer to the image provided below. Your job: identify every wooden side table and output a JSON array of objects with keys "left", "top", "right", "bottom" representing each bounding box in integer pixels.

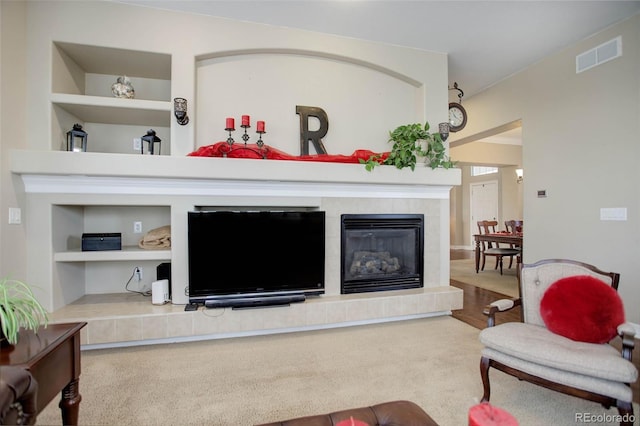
[{"left": 0, "top": 322, "right": 87, "bottom": 425}]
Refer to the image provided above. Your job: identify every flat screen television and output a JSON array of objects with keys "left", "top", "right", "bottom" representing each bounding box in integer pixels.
[{"left": 188, "top": 210, "right": 325, "bottom": 308}]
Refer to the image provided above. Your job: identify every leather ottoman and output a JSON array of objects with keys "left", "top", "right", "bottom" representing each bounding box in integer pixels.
[{"left": 257, "top": 400, "right": 438, "bottom": 426}]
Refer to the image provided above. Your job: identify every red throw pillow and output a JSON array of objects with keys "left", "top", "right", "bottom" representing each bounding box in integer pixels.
[{"left": 540, "top": 275, "right": 625, "bottom": 343}]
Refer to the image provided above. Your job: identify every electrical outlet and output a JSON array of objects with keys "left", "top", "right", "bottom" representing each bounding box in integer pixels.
[
  {"left": 135, "top": 267, "right": 143, "bottom": 281},
  {"left": 133, "top": 138, "right": 142, "bottom": 151},
  {"left": 134, "top": 221, "right": 142, "bottom": 233}
]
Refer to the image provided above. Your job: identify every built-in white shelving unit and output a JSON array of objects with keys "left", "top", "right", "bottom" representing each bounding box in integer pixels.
[
  {"left": 44, "top": 40, "right": 176, "bottom": 304},
  {"left": 12, "top": 3, "right": 462, "bottom": 346}
]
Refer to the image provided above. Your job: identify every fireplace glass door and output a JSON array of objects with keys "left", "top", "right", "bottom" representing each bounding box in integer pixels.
[{"left": 341, "top": 214, "right": 424, "bottom": 294}]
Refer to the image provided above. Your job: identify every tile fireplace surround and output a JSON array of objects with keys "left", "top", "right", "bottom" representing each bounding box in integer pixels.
[{"left": 12, "top": 150, "right": 462, "bottom": 348}]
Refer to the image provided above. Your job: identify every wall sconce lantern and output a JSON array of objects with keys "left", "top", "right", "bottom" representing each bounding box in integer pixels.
[
  {"left": 174, "top": 97, "right": 189, "bottom": 125},
  {"left": 66, "top": 123, "right": 88, "bottom": 152},
  {"left": 515, "top": 168, "right": 524, "bottom": 184},
  {"left": 438, "top": 122, "right": 450, "bottom": 142},
  {"left": 140, "top": 129, "right": 161, "bottom": 155}
]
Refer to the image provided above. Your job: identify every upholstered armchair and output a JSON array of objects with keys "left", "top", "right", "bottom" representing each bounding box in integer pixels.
[{"left": 479, "top": 259, "right": 638, "bottom": 425}]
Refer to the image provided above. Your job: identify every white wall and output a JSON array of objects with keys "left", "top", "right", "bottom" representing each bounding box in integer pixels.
[
  {"left": 196, "top": 53, "right": 423, "bottom": 155},
  {"left": 449, "top": 14, "right": 640, "bottom": 323},
  {"left": 0, "top": 1, "right": 28, "bottom": 279}
]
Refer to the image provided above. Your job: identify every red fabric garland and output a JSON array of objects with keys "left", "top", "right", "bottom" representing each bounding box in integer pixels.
[{"left": 187, "top": 141, "right": 389, "bottom": 164}]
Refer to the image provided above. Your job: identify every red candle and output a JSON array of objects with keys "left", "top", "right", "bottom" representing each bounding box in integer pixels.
[
  {"left": 225, "top": 117, "right": 235, "bottom": 130},
  {"left": 242, "top": 115, "right": 250, "bottom": 127},
  {"left": 468, "top": 403, "right": 518, "bottom": 426},
  {"left": 257, "top": 120, "right": 265, "bottom": 132}
]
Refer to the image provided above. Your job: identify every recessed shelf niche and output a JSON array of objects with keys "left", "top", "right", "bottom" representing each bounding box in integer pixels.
[
  {"left": 52, "top": 204, "right": 171, "bottom": 296},
  {"left": 51, "top": 42, "right": 172, "bottom": 154}
]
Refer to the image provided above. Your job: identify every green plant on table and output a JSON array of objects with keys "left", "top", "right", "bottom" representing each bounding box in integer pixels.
[
  {"left": 0, "top": 277, "right": 49, "bottom": 345},
  {"left": 361, "top": 121, "right": 457, "bottom": 171}
]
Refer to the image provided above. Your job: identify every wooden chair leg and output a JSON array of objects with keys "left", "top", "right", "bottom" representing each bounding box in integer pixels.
[
  {"left": 481, "top": 255, "right": 486, "bottom": 271},
  {"left": 480, "top": 356, "right": 491, "bottom": 402},
  {"left": 616, "top": 401, "right": 634, "bottom": 426},
  {"left": 498, "top": 256, "right": 504, "bottom": 275},
  {"left": 508, "top": 255, "right": 513, "bottom": 269}
]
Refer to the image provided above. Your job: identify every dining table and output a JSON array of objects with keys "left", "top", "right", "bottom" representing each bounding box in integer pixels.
[{"left": 473, "top": 232, "right": 523, "bottom": 273}]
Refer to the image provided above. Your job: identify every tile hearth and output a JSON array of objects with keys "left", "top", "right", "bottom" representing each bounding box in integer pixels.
[{"left": 51, "top": 287, "right": 462, "bottom": 348}]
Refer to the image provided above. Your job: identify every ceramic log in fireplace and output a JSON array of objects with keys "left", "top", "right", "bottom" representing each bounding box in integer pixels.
[{"left": 341, "top": 214, "right": 424, "bottom": 294}]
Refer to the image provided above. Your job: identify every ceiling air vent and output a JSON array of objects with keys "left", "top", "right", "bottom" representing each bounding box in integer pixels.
[{"left": 576, "top": 36, "right": 622, "bottom": 74}]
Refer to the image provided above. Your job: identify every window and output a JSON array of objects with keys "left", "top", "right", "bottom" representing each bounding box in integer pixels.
[{"left": 471, "top": 166, "right": 498, "bottom": 176}]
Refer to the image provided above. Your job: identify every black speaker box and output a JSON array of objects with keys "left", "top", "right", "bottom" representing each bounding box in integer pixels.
[{"left": 157, "top": 262, "right": 171, "bottom": 293}]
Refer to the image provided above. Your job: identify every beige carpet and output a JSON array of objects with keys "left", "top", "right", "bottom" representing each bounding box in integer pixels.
[
  {"left": 450, "top": 258, "right": 519, "bottom": 298},
  {"left": 37, "top": 316, "right": 636, "bottom": 425}
]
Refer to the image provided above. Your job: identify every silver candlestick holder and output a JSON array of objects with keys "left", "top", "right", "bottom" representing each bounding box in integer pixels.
[
  {"left": 256, "top": 129, "right": 265, "bottom": 148},
  {"left": 241, "top": 123, "right": 251, "bottom": 144},
  {"left": 223, "top": 126, "right": 235, "bottom": 158},
  {"left": 221, "top": 124, "right": 268, "bottom": 159}
]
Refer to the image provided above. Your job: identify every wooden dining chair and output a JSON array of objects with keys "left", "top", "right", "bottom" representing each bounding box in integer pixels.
[
  {"left": 504, "top": 220, "right": 523, "bottom": 253},
  {"left": 477, "top": 220, "right": 521, "bottom": 275},
  {"left": 504, "top": 220, "right": 523, "bottom": 235}
]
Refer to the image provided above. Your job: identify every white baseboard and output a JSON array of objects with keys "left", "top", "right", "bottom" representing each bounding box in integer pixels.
[{"left": 451, "top": 245, "right": 474, "bottom": 251}]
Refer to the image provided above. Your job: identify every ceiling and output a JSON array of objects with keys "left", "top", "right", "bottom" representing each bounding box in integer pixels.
[{"left": 114, "top": 0, "right": 640, "bottom": 98}]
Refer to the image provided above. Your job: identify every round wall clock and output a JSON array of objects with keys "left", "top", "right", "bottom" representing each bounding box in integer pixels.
[{"left": 449, "top": 102, "right": 467, "bottom": 132}]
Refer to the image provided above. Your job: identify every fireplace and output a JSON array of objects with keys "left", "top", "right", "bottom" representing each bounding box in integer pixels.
[{"left": 341, "top": 214, "right": 424, "bottom": 294}]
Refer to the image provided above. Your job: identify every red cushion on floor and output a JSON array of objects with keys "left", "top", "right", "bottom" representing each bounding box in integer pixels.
[{"left": 540, "top": 275, "right": 624, "bottom": 344}]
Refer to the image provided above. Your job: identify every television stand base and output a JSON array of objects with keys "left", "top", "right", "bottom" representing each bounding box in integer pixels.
[
  {"left": 184, "top": 303, "right": 200, "bottom": 311},
  {"left": 204, "top": 294, "right": 306, "bottom": 309}
]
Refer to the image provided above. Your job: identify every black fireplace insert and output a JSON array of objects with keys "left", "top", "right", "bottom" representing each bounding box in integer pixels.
[{"left": 341, "top": 214, "right": 424, "bottom": 294}]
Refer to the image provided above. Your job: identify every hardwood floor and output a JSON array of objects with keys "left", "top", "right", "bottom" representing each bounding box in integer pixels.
[
  {"left": 450, "top": 279, "right": 521, "bottom": 329},
  {"left": 450, "top": 249, "right": 520, "bottom": 329},
  {"left": 449, "top": 249, "right": 640, "bottom": 405}
]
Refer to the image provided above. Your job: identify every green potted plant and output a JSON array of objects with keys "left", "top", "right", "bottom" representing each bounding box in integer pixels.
[
  {"left": 361, "top": 121, "right": 456, "bottom": 171},
  {"left": 0, "top": 277, "right": 49, "bottom": 346}
]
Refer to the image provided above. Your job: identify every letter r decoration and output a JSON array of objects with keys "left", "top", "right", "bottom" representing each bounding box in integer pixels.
[{"left": 296, "top": 105, "right": 329, "bottom": 155}]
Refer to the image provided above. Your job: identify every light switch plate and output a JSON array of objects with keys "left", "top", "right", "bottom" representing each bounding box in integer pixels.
[
  {"left": 8, "top": 207, "right": 21, "bottom": 224},
  {"left": 600, "top": 207, "right": 627, "bottom": 221}
]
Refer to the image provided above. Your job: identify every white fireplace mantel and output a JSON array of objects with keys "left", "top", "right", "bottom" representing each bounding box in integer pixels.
[{"left": 11, "top": 150, "right": 462, "bottom": 198}]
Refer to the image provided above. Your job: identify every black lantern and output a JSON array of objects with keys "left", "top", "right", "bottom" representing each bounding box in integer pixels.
[
  {"left": 140, "top": 129, "right": 161, "bottom": 155},
  {"left": 66, "top": 124, "right": 88, "bottom": 152}
]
